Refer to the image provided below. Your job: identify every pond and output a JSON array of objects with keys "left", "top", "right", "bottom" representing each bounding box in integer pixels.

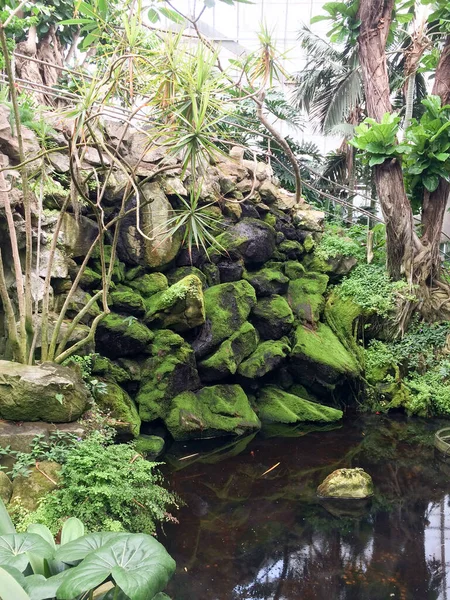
[{"left": 162, "top": 415, "right": 450, "bottom": 600}]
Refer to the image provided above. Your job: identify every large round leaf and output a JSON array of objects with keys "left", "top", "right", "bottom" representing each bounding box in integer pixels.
[
  {"left": 55, "top": 532, "right": 128, "bottom": 563},
  {"left": 56, "top": 534, "right": 176, "bottom": 600},
  {"left": 0, "top": 534, "right": 54, "bottom": 572},
  {"left": 23, "top": 572, "right": 67, "bottom": 600},
  {"left": 60, "top": 518, "right": 85, "bottom": 546},
  {"left": 0, "top": 566, "right": 30, "bottom": 600}
]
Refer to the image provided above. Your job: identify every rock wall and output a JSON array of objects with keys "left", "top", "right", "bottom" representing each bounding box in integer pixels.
[{"left": 0, "top": 108, "right": 361, "bottom": 441}]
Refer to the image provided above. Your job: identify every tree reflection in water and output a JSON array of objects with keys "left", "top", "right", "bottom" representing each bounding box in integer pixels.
[{"left": 164, "top": 416, "right": 450, "bottom": 600}]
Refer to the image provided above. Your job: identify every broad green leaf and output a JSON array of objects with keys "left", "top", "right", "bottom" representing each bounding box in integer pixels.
[
  {"left": 27, "top": 525, "right": 55, "bottom": 550},
  {"left": 23, "top": 572, "right": 66, "bottom": 600},
  {"left": 0, "top": 498, "right": 15, "bottom": 535},
  {"left": 60, "top": 519, "right": 85, "bottom": 546},
  {"left": 55, "top": 532, "right": 127, "bottom": 563},
  {"left": 434, "top": 152, "right": 450, "bottom": 161},
  {"left": 158, "top": 7, "right": 185, "bottom": 24},
  {"left": 0, "top": 566, "right": 30, "bottom": 600},
  {"left": 56, "top": 534, "right": 176, "bottom": 600},
  {"left": 147, "top": 8, "right": 160, "bottom": 23},
  {"left": 369, "top": 155, "right": 387, "bottom": 166},
  {"left": 0, "top": 534, "right": 54, "bottom": 572},
  {"left": 423, "top": 173, "right": 439, "bottom": 192}
]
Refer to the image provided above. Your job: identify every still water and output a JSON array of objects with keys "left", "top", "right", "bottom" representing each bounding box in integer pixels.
[{"left": 163, "top": 415, "right": 450, "bottom": 600}]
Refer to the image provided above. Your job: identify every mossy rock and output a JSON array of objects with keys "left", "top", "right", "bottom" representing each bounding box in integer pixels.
[
  {"left": 79, "top": 266, "right": 102, "bottom": 289},
  {"left": 167, "top": 266, "right": 207, "bottom": 289},
  {"left": 109, "top": 285, "right": 146, "bottom": 317},
  {"left": 198, "top": 322, "right": 259, "bottom": 382},
  {"left": 278, "top": 240, "right": 304, "bottom": 259},
  {"left": 93, "top": 380, "right": 141, "bottom": 438},
  {"left": 201, "top": 263, "right": 220, "bottom": 287},
  {"left": 127, "top": 273, "right": 168, "bottom": 297},
  {"left": 125, "top": 265, "right": 146, "bottom": 281},
  {"left": 65, "top": 288, "right": 101, "bottom": 324},
  {"left": 193, "top": 280, "right": 257, "bottom": 358},
  {"left": 165, "top": 384, "right": 261, "bottom": 441},
  {"left": 145, "top": 274, "right": 205, "bottom": 332},
  {"left": 10, "top": 461, "right": 60, "bottom": 511},
  {"left": 324, "top": 291, "right": 365, "bottom": 364},
  {"left": 243, "top": 265, "right": 289, "bottom": 297},
  {"left": 303, "top": 234, "right": 315, "bottom": 252},
  {"left": 95, "top": 313, "right": 153, "bottom": 359},
  {"left": 283, "top": 261, "right": 306, "bottom": 280},
  {"left": 135, "top": 435, "right": 165, "bottom": 459},
  {"left": 91, "top": 355, "right": 131, "bottom": 384},
  {"left": 290, "top": 323, "right": 360, "bottom": 386},
  {"left": 214, "top": 218, "right": 276, "bottom": 265},
  {"left": 0, "top": 472, "right": 12, "bottom": 504},
  {"left": 287, "top": 272, "right": 329, "bottom": 325},
  {"left": 317, "top": 468, "right": 373, "bottom": 499},
  {"left": 238, "top": 338, "right": 291, "bottom": 379},
  {"left": 251, "top": 295, "right": 294, "bottom": 340},
  {"left": 136, "top": 330, "right": 200, "bottom": 422},
  {"left": 256, "top": 385, "right": 343, "bottom": 424}
]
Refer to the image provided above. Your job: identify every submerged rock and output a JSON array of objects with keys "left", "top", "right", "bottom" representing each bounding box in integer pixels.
[
  {"left": 317, "top": 468, "right": 374, "bottom": 499},
  {"left": 238, "top": 338, "right": 291, "bottom": 379},
  {"left": 136, "top": 330, "right": 200, "bottom": 422},
  {"left": 135, "top": 434, "right": 165, "bottom": 459},
  {"left": 0, "top": 361, "right": 89, "bottom": 423},
  {"left": 95, "top": 312, "right": 153, "bottom": 359},
  {"left": 193, "top": 280, "right": 257, "bottom": 358},
  {"left": 251, "top": 295, "right": 294, "bottom": 340},
  {"left": 165, "top": 384, "right": 261, "bottom": 441},
  {"left": 256, "top": 386, "right": 343, "bottom": 424}
]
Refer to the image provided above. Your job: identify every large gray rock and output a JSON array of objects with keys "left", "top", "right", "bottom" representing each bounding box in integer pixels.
[
  {"left": 0, "top": 361, "right": 89, "bottom": 423},
  {"left": 0, "top": 105, "right": 40, "bottom": 165},
  {"left": 60, "top": 214, "right": 99, "bottom": 259},
  {"left": 10, "top": 461, "right": 60, "bottom": 511},
  {"left": 317, "top": 468, "right": 374, "bottom": 499},
  {"left": 117, "top": 182, "right": 182, "bottom": 269},
  {"left": 215, "top": 218, "right": 276, "bottom": 266}
]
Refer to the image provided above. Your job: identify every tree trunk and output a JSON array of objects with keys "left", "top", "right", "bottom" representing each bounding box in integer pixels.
[{"left": 357, "top": 0, "right": 419, "bottom": 281}]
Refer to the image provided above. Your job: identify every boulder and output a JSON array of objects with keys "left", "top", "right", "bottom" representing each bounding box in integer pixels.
[
  {"left": 136, "top": 330, "right": 200, "bottom": 422},
  {"left": 198, "top": 322, "right": 259, "bottom": 382},
  {"left": 237, "top": 338, "right": 291, "bottom": 379},
  {"left": 117, "top": 182, "right": 182, "bottom": 269},
  {"left": 0, "top": 472, "right": 12, "bottom": 504},
  {"left": 109, "top": 285, "right": 146, "bottom": 317},
  {"left": 256, "top": 386, "right": 343, "bottom": 424},
  {"left": 287, "top": 272, "right": 329, "bottom": 325},
  {"left": 167, "top": 266, "right": 207, "bottom": 289},
  {"left": 10, "top": 461, "right": 60, "bottom": 511},
  {"left": 135, "top": 435, "right": 165, "bottom": 459},
  {"left": 165, "top": 385, "right": 261, "bottom": 441},
  {"left": 192, "top": 280, "right": 257, "bottom": 358},
  {"left": 317, "top": 468, "right": 374, "bottom": 499},
  {"left": 216, "top": 259, "right": 245, "bottom": 283},
  {"left": 145, "top": 275, "right": 205, "bottom": 332},
  {"left": 60, "top": 214, "right": 99, "bottom": 259},
  {"left": 93, "top": 381, "right": 141, "bottom": 438},
  {"left": 215, "top": 218, "right": 276, "bottom": 265},
  {"left": 0, "top": 105, "right": 40, "bottom": 165},
  {"left": 251, "top": 295, "right": 294, "bottom": 340},
  {"left": 127, "top": 273, "right": 168, "bottom": 297},
  {"left": 290, "top": 323, "right": 360, "bottom": 387},
  {"left": 244, "top": 265, "right": 289, "bottom": 297},
  {"left": 95, "top": 313, "right": 153, "bottom": 359},
  {"left": 91, "top": 356, "right": 131, "bottom": 384},
  {"left": 0, "top": 361, "right": 89, "bottom": 423}
]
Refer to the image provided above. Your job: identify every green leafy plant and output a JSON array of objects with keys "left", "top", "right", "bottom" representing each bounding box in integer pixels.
[
  {"left": 349, "top": 112, "right": 408, "bottom": 167},
  {"left": 310, "top": 0, "right": 361, "bottom": 45},
  {"left": 315, "top": 223, "right": 367, "bottom": 261}
]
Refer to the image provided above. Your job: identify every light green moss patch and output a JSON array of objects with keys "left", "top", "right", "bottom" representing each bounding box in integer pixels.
[
  {"left": 287, "top": 272, "right": 329, "bottom": 324},
  {"left": 257, "top": 385, "right": 343, "bottom": 423},
  {"left": 110, "top": 285, "right": 146, "bottom": 316},
  {"left": 127, "top": 273, "right": 168, "bottom": 297},
  {"left": 135, "top": 435, "right": 165, "bottom": 458},
  {"left": 93, "top": 380, "right": 141, "bottom": 437},
  {"left": 96, "top": 312, "right": 154, "bottom": 358},
  {"left": 167, "top": 266, "right": 207, "bottom": 289},
  {"left": 243, "top": 265, "right": 289, "bottom": 297},
  {"left": 251, "top": 295, "right": 294, "bottom": 340},
  {"left": 284, "top": 261, "right": 306, "bottom": 280},
  {"left": 91, "top": 355, "right": 131, "bottom": 383},
  {"left": 238, "top": 338, "right": 290, "bottom": 379}
]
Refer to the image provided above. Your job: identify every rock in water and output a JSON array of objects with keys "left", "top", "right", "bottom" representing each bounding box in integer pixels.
[
  {"left": 0, "top": 361, "right": 89, "bottom": 422},
  {"left": 317, "top": 468, "right": 374, "bottom": 499}
]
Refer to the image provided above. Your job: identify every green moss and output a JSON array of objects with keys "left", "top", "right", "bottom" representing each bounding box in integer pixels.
[
  {"left": 278, "top": 240, "right": 304, "bottom": 258},
  {"left": 237, "top": 338, "right": 291, "bottom": 379},
  {"left": 136, "top": 330, "right": 200, "bottom": 422},
  {"left": 135, "top": 435, "right": 165, "bottom": 459},
  {"left": 201, "top": 263, "right": 220, "bottom": 287},
  {"left": 263, "top": 213, "right": 277, "bottom": 228},
  {"left": 303, "top": 234, "right": 315, "bottom": 253},
  {"left": 91, "top": 355, "right": 131, "bottom": 384},
  {"left": 10, "top": 462, "right": 60, "bottom": 512},
  {"left": 145, "top": 274, "right": 205, "bottom": 332},
  {"left": 324, "top": 291, "right": 365, "bottom": 364},
  {"left": 301, "top": 254, "right": 332, "bottom": 274},
  {"left": 80, "top": 266, "right": 102, "bottom": 289},
  {"left": 284, "top": 261, "right": 306, "bottom": 280},
  {"left": 243, "top": 265, "right": 289, "bottom": 297},
  {"left": 251, "top": 295, "right": 294, "bottom": 340},
  {"left": 110, "top": 285, "right": 146, "bottom": 316},
  {"left": 287, "top": 272, "right": 329, "bottom": 324},
  {"left": 93, "top": 380, "right": 141, "bottom": 437},
  {"left": 127, "top": 273, "right": 168, "bottom": 297},
  {"left": 167, "top": 266, "right": 207, "bottom": 289},
  {"left": 257, "top": 385, "right": 343, "bottom": 423},
  {"left": 96, "top": 312, "right": 154, "bottom": 357},
  {"left": 125, "top": 266, "right": 146, "bottom": 281},
  {"left": 199, "top": 322, "right": 259, "bottom": 381},
  {"left": 165, "top": 385, "right": 261, "bottom": 441},
  {"left": 91, "top": 246, "right": 126, "bottom": 284},
  {"left": 0, "top": 472, "right": 12, "bottom": 504}
]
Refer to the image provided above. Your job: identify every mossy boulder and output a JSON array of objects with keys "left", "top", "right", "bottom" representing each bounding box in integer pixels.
[
  {"left": 95, "top": 313, "right": 153, "bottom": 359},
  {"left": 284, "top": 261, "right": 305, "bottom": 280},
  {"left": 238, "top": 338, "right": 291, "bottom": 379},
  {"left": 165, "top": 384, "right": 261, "bottom": 441},
  {"left": 136, "top": 330, "right": 200, "bottom": 422},
  {"left": 317, "top": 468, "right": 374, "bottom": 499},
  {"left": 198, "top": 322, "right": 259, "bottom": 382},
  {"left": 93, "top": 380, "right": 141, "bottom": 437},
  {"left": 145, "top": 274, "right": 205, "bottom": 332},
  {"left": 135, "top": 435, "right": 165, "bottom": 459},
  {"left": 244, "top": 266, "right": 289, "bottom": 297},
  {"left": 127, "top": 273, "right": 168, "bottom": 297},
  {"left": 10, "top": 461, "right": 60, "bottom": 511},
  {"left": 167, "top": 266, "right": 207, "bottom": 289},
  {"left": 290, "top": 323, "right": 360, "bottom": 386},
  {"left": 287, "top": 272, "right": 329, "bottom": 325},
  {"left": 79, "top": 266, "right": 102, "bottom": 289},
  {"left": 215, "top": 218, "right": 276, "bottom": 265},
  {"left": 109, "top": 285, "right": 146, "bottom": 317},
  {"left": 0, "top": 361, "right": 89, "bottom": 423},
  {"left": 193, "top": 280, "right": 257, "bottom": 358},
  {"left": 324, "top": 291, "right": 365, "bottom": 364},
  {"left": 251, "top": 295, "right": 294, "bottom": 340},
  {"left": 278, "top": 240, "right": 304, "bottom": 259},
  {"left": 0, "top": 472, "right": 12, "bottom": 503},
  {"left": 91, "top": 355, "right": 131, "bottom": 384},
  {"left": 256, "top": 386, "right": 343, "bottom": 424}
]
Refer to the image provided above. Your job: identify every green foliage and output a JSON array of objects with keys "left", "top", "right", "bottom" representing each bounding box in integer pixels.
[
  {"left": 349, "top": 113, "right": 408, "bottom": 167},
  {"left": 310, "top": 0, "right": 361, "bottom": 45},
  {"left": 19, "top": 433, "right": 180, "bottom": 535},
  {"left": 337, "top": 264, "right": 413, "bottom": 317},
  {"left": 62, "top": 353, "right": 107, "bottom": 395},
  {"left": 315, "top": 223, "right": 367, "bottom": 261}
]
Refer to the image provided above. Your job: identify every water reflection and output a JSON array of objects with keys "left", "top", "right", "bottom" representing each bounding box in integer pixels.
[{"left": 163, "top": 416, "right": 450, "bottom": 600}]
